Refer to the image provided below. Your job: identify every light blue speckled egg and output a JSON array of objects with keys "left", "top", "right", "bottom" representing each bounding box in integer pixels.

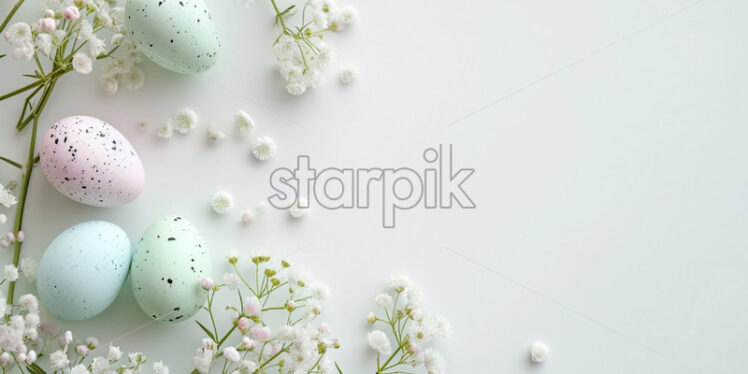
[
  {"left": 37, "top": 221, "right": 132, "bottom": 320},
  {"left": 125, "top": 0, "right": 221, "bottom": 74},
  {"left": 131, "top": 215, "right": 211, "bottom": 323}
]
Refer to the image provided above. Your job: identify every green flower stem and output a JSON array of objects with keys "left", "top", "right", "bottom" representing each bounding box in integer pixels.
[
  {"left": 269, "top": 0, "right": 289, "bottom": 32},
  {"left": 0, "top": 79, "right": 46, "bottom": 102},
  {"left": 0, "top": 0, "right": 25, "bottom": 34},
  {"left": 6, "top": 75, "right": 57, "bottom": 306}
]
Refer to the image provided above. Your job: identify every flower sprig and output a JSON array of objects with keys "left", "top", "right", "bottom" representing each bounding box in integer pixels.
[
  {"left": 193, "top": 251, "right": 340, "bottom": 374},
  {"left": 268, "top": 0, "right": 357, "bottom": 95},
  {"left": 366, "top": 276, "right": 450, "bottom": 374}
]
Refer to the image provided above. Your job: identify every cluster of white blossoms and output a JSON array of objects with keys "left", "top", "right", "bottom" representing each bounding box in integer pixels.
[
  {"left": 194, "top": 252, "right": 339, "bottom": 374},
  {"left": 0, "top": 183, "right": 23, "bottom": 250},
  {"left": 211, "top": 191, "right": 235, "bottom": 214},
  {"left": 3, "top": 0, "right": 146, "bottom": 94},
  {"left": 156, "top": 108, "right": 276, "bottom": 161},
  {"left": 270, "top": 0, "right": 358, "bottom": 95},
  {"left": 0, "top": 290, "right": 167, "bottom": 374},
  {"left": 366, "top": 275, "right": 450, "bottom": 374},
  {"left": 288, "top": 197, "right": 310, "bottom": 218},
  {"left": 158, "top": 108, "right": 198, "bottom": 138}
]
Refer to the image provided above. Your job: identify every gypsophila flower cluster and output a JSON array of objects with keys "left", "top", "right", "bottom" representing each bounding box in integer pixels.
[
  {"left": 2, "top": 0, "right": 146, "bottom": 96},
  {"left": 0, "top": 291, "right": 167, "bottom": 374},
  {"left": 193, "top": 252, "right": 340, "bottom": 374},
  {"left": 366, "top": 275, "right": 450, "bottom": 374},
  {"left": 265, "top": 0, "right": 358, "bottom": 95}
]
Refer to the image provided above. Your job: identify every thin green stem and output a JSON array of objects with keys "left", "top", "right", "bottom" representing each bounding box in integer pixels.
[
  {"left": 0, "top": 79, "right": 45, "bottom": 102},
  {"left": 269, "top": 0, "right": 289, "bottom": 31},
  {"left": 7, "top": 76, "right": 57, "bottom": 305},
  {"left": 0, "top": 0, "right": 26, "bottom": 33}
]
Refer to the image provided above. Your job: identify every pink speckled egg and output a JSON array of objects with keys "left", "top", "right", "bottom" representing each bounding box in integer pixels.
[{"left": 40, "top": 115, "right": 145, "bottom": 207}]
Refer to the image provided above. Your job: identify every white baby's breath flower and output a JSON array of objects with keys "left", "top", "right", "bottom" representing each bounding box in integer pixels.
[
  {"left": 252, "top": 136, "right": 277, "bottom": 160},
  {"left": 340, "top": 66, "right": 358, "bottom": 84},
  {"left": 101, "top": 77, "right": 119, "bottom": 95},
  {"left": 157, "top": 122, "right": 173, "bottom": 138},
  {"left": 211, "top": 191, "right": 234, "bottom": 214},
  {"left": 312, "top": 10, "right": 328, "bottom": 29},
  {"left": 20, "top": 257, "right": 38, "bottom": 281},
  {"left": 107, "top": 345, "right": 122, "bottom": 361},
  {"left": 423, "top": 349, "right": 446, "bottom": 374},
  {"left": 72, "top": 53, "right": 93, "bottom": 74},
  {"left": 70, "top": 364, "right": 90, "bottom": 374},
  {"left": 3, "top": 265, "right": 19, "bottom": 282},
  {"left": 234, "top": 111, "right": 254, "bottom": 135},
  {"left": 338, "top": 6, "right": 358, "bottom": 24},
  {"left": 4, "top": 23, "right": 32, "bottom": 45},
  {"left": 153, "top": 361, "right": 169, "bottom": 374},
  {"left": 223, "top": 346, "right": 240, "bottom": 362},
  {"left": 88, "top": 35, "right": 106, "bottom": 57},
  {"left": 241, "top": 210, "right": 255, "bottom": 224},
  {"left": 91, "top": 357, "right": 109, "bottom": 374},
  {"left": 193, "top": 347, "right": 213, "bottom": 374},
  {"left": 207, "top": 123, "right": 225, "bottom": 141},
  {"left": 308, "top": 281, "right": 330, "bottom": 300},
  {"left": 530, "top": 341, "right": 549, "bottom": 363},
  {"left": 223, "top": 273, "right": 240, "bottom": 290},
  {"left": 0, "top": 214, "right": 6, "bottom": 225},
  {"left": 289, "top": 197, "right": 309, "bottom": 218},
  {"left": 367, "top": 330, "right": 392, "bottom": 356},
  {"left": 19, "top": 294, "right": 38, "bottom": 312},
  {"left": 34, "top": 33, "right": 52, "bottom": 56},
  {"left": 0, "top": 184, "right": 18, "bottom": 208},
  {"left": 122, "top": 67, "right": 145, "bottom": 90},
  {"left": 111, "top": 33, "right": 125, "bottom": 44},
  {"left": 77, "top": 20, "right": 93, "bottom": 40},
  {"left": 375, "top": 293, "right": 392, "bottom": 308},
  {"left": 387, "top": 274, "right": 411, "bottom": 292},
  {"left": 167, "top": 108, "right": 198, "bottom": 134},
  {"left": 49, "top": 350, "right": 70, "bottom": 370},
  {"left": 286, "top": 81, "right": 306, "bottom": 96}
]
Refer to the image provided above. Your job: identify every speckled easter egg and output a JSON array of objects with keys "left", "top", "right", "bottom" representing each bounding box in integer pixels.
[
  {"left": 125, "top": 0, "right": 220, "bottom": 74},
  {"left": 131, "top": 216, "right": 211, "bottom": 322},
  {"left": 40, "top": 115, "right": 145, "bottom": 207},
  {"left": 37, "top": 221, "right": 132, "bottom": 320}
]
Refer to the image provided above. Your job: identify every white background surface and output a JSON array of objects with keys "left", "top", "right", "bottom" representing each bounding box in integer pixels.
[{"left": 1, "top": 0, "right": 746, "bottom": 372}]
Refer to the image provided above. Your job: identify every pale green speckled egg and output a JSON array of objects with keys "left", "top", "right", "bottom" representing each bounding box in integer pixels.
[
  {"left": 131, "top": 215, "right": 211, "bottom": 322},
  {"left": 125, "top": 0, "right": 220, "bottom": 74}
]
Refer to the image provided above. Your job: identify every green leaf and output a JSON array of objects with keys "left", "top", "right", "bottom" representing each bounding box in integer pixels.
[
  {"left": 216, "top": 324, "right": 237, "bottom": 348},
  {"left": 190, "top": 369, "right": 200, "bottom": 374},
  {"left": 334, "top": 361, "right": 343, "bottom": 374},
  {"left": 195, "top": 320, "right": 215, "bottom": 341},
  {"left": 26, "top": 363, "right": 47, "bottom": 374},
  {"left": 0, "top": 156, "right": 22, "bottom": 169}
]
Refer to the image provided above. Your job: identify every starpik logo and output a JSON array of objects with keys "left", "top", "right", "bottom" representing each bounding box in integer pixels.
[{"left": 268, "top": 145, "right": 475, "bottom": 228}]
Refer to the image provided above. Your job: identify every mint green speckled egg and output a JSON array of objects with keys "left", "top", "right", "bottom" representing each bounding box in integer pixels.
[
  {"left": 131, "top": 216, "right": 211, "bottom": 322},
  {"left": 125, "top": 0, "right": 220, "bottom": 74}
]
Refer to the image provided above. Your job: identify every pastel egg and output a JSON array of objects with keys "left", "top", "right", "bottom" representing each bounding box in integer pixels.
[
  {"left": 131, "top": 215, "right": 211, "bottom": 322},
  {"left": 40, "top": 115, "right": 145, "bottom": 207},
  {"left": 37, "top": 221, "right": 132, "bottom": 320},
  {"left": 125, "top": 0, "right": 221, "bottom": 74}
]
